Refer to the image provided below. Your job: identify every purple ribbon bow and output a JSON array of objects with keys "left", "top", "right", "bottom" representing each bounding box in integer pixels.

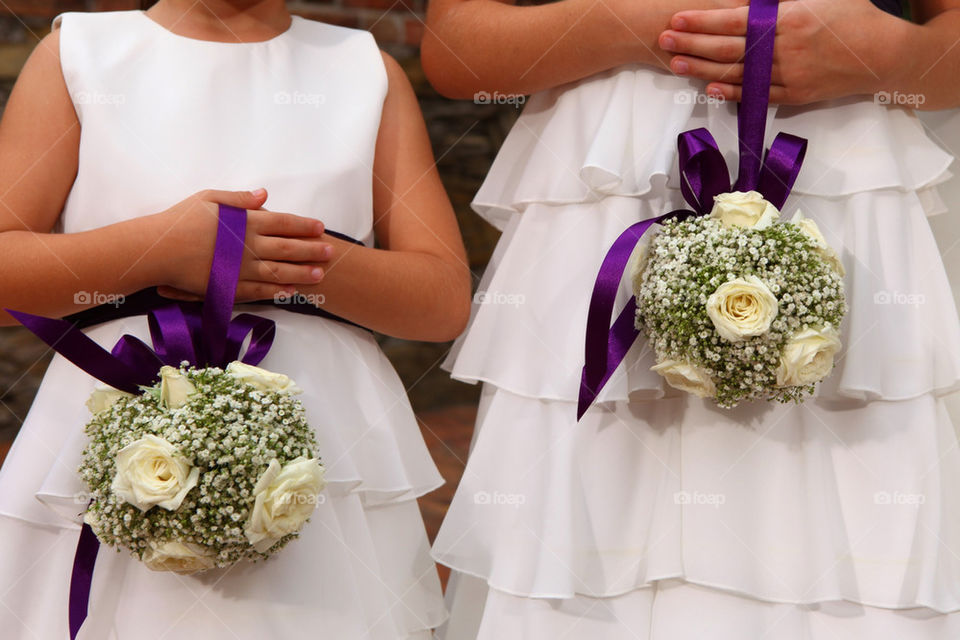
[
  {"left": 5, "top": 204, "right": 278, "bottom": 638},
  {"left": 577, "top": 0, "right": 808, "bottom": 419}
]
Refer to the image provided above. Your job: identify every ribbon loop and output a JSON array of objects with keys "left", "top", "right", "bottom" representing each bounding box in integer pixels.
[
  {"left": 757, "top": 133, "right": 808, "bottom": 210},
  {"left": 677, "top": 128, "right": 730, "bottom": 215},
  {"left": 225, "top": 313, "right": 277, "bottom": 366},
  {"left": 148, "top": 305, "right": 198, "bottom": 366}
]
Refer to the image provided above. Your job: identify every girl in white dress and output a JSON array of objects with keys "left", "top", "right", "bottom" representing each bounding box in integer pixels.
[
  {"left": 424, "top": 0, "right": 960, "bottom": 637},
  {"left": 0, "top": 1, "right": 469, "bottom": 638}
]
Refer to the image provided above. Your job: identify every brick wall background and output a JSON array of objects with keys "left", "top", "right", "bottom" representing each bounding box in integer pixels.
[{"left": 0, "top": 1, "right": 516, "bottom": 443}]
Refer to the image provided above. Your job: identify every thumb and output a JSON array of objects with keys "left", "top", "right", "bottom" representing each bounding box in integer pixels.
[{"left": 203, "top": 188, "right": 268, "bottom": 211}]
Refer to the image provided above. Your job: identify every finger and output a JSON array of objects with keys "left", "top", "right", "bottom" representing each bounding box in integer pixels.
[
  {"left": 234, "top": 281, "right": 297, "bottom": 303},
  {"left": 157, "top": 286, "right": 203, "bottom": 301},
  {"left": 704, "top": 82, "right": 794, "bottom": 105},
  {"left": 199, "top": 188, "right": 269, "bottom": 211},
  {"left": 659, "top": 31, "right": 745, "bottom": 64},
  {"left": 670, "top": 6, "right": 750, "bottom": 36},
  {"left": 248, "top": 209, "right": 325, "bottom": 238},
  {"left": 670, "top": 55, "right": 744, "bottom": 84},
  {"left": 242, "top": 260, "right": 326, "bottom": 285},
  {"left": 248, "top": 236, "right": 334, "bottom": 263}
]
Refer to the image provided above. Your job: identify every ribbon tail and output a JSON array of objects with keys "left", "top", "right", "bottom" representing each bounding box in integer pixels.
[
  {"left": 578, "top": 299, "right": 642, "bottom": 420},
  {"left": 4, "top": 310, "right": 144, "bottom": 394},
  {"left": 68, "top": 522, "right": 99, "bottom": 640},
  {"left": 578, "top": 214, "right": 674, "bottom": 421}
]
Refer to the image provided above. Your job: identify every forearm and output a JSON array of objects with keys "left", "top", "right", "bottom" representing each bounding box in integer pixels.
[
  {"left": 296, "top": 235, "right": 470, "bottom": 342},
  {"left": 879, "top": 10, "right": 960, "bottom": 110},
  {"left": 421, "top": 0, "right": 676, "bottom": 98},
  {"left": 0, "top": 215, "right": 169, "bottom": 325}
]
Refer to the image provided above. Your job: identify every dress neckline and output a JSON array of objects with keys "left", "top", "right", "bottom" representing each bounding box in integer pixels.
[{"left": 138, "top": 10, "right": 297, "bottom": 45}]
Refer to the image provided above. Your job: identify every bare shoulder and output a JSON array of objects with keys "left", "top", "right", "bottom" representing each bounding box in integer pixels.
[
  {"left": 7, "top": 28, "right": 72, "bottom": 109},
  {"left": 22, "top": 28, "right": 64, "bottom": 80},
  {"left": 379, "top": 50, "right": 414, "bottom": 93},
  {"left": 0, "top": 27, "right": 79, "bottom": 234}
]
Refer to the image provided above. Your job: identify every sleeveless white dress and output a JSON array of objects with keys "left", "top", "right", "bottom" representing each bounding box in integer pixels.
[
  {"left": 432, "top": 65, "right": 960, "bottom": 637},
  {"left": 0, "top": 11, "right": 446, "bottom": 639}
]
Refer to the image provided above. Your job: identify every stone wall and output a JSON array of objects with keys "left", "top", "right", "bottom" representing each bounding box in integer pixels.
[{"left": 0, "top": 2, "right": 516, "bottom": 441}]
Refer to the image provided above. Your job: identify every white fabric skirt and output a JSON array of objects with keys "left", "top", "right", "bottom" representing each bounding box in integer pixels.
[{"left": 435, "top": 63, "right": 960, "bottom": 638}]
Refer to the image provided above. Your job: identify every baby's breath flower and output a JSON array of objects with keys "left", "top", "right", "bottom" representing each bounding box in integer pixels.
[
  {"left": 634, "top": 214, "right": 846, "bottom": 407},
  {"left": 79, "top": 365, "right": 321, "bottom": 570}
]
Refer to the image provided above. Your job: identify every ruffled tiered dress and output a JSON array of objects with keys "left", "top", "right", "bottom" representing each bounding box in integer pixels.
[
  {"left": 433, "top": 63, "right": 960, "bottom": 637},
  {"left": 0, "top": 11, "right": 446, "bottom": 639}
]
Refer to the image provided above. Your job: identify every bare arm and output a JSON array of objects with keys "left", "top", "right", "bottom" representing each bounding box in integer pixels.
[
  {"left": 421, "top": 0, "right": 748, "bottom": 98},
  {"left": 0, "top": 30, "right": 333, "bottom": 326},
  {"left": 0, "top": 29, "right": 161, "bottom": 325},
  {"left": 289, "top": 53, "right": 471, "bottom": 342},
  {"left": 886, "top": 0, "right": 960, "bottom": 109}
]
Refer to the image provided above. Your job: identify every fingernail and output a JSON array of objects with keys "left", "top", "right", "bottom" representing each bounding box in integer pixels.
[
  {"left": 673, "top": 59, "right": 689, "bottom": 74},
  {"left": 661, "top": 36, "right": 676, "bottom": 50},
  {"left": 322, "top": 245, "right": 333, "bottom": 259},
  {"left": 252, "top": 188, "right": 267, "bottom": 198},
  {"left": 311, "top": 267, "right": 324, "bottom": 280},
  {"left": 674, "top": 17, "right": 687, "bottom": 30},
  {"left": 314, "top": 222, "right": 325, "bottom": 235}
]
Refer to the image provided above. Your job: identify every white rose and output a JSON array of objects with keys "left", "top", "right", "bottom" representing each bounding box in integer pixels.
[
  {"left": 226, "top": 361, "right": 302, "bottom": 394},
  {"left": 111, "top": 434, "right": 200, "bottom": 512},
  {"left": 142, "top": 540, "right": 216, "bottom": 575},
  {"left": 86, "top": 386, "right": 133, "bottom": 414},
  {"left": 651, "top": 359, "right": 716, "bottom": 398},
  {"left": 706, "top": 275, "right": 779, "bottom": 342},
  {"left": 776, "top": 325, "right": 842, "bottom": 387},
  {"left": 244, "top": 457, "right": 325, "bottom": 553},
  {"left": 159, "top": 365, "right": 197, "bottom": 409},
  {"left": 709, "top": 191, "right": 780, "bottom": 230},
  {"left": 790, "top": 210, "right": 845, "bottom": 276}
]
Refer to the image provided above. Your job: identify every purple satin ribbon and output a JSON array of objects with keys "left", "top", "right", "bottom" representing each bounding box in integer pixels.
[
  {"left": 68, "top": 522, "right": 99, "bottom": 639},
  {"left": 577, "top": 0, "right": 808, "bottom": 420},
  {"left": 4, "top": 205, "right": 281, "bottom": 638},
  {"left": 5, "top": 206, "right": 275, "bottom": 394}
]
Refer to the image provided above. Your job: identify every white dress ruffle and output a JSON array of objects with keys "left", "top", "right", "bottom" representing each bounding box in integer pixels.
[
  {"left": 472, "top": 65, "right": 953, "bottom": 229},
  {"left": 435, "top": 63, "right": 960, "bottom": 638},
  {"left": 446, "top": 190, "right": 960, "bottom": 404}
]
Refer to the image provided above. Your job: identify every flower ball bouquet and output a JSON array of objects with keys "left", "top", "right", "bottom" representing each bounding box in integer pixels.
[
  {"left": 80, "top": 362, "right": 325, "bottom": 574},
  {"left": 631, "top": 191, "right": 846, "bottom": 408}
]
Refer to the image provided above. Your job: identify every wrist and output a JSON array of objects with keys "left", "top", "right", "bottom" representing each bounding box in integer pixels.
[
  {"left": 864, "top": 12, "right": 916, "bottom": 98},
  {"left": 581, "top": 0, "right": 663, "bottom": 69},
  {"left": 134, "top": 211, "right": 179, "bottom": 289}
]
